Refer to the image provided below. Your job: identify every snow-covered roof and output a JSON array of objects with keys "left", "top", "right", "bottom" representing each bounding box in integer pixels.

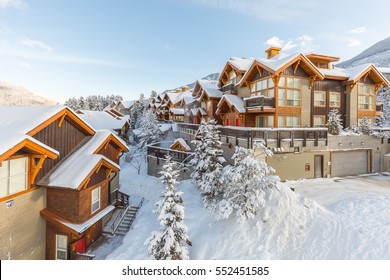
[
  {"left": 190, "top": 109, "right": 198, "bottom": 116},
  {"left": 198, "top": 79, "right": 223, "bottom": 99},
  {"left": 77, "top": 110, "right": 128, "bottom": 132},
  {"left": 170, "top": 138, "right": 191, "bottom": 151},
  {"left": 0, "top": 106, "right": 83, "bottom": 159},
  {"left": 198, "top": 108, "right": 207, "bottom": 116},
  {"left": 229, "top": 57, "right": 255, "bottom": 72},
  {"left": 217, "top": 95, "right": 246, "bottom": 113},
  {"left": 46, "top": 130, "right": 122, "bottom": 189},
  {"left": 170, "top": 108, "right": 185, "bottom": 115},
  {"left": 119, "top": 100, "right": 136, "bottom": 109}
]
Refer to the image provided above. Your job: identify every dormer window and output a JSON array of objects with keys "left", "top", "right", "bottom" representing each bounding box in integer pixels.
[
  {"left": 228, "top": 71, "right": 237, "bottom": 85},
  {"left": 0, "top": 157, "right": 28, "bottom": 199}
]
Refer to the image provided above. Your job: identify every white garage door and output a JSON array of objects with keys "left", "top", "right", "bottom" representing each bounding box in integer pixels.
[{"left": 332, "top": 150, "right": 369, "bottom": 177}]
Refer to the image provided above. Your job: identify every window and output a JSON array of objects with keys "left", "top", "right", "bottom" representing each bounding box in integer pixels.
[
  {"left": 91, "top": 187, "right": 101, "bottom": 213},
  {"left": 278, "top": 77, "right": 302, "bottom": 107},
  {"left": 278, "top": 116, "right": 301, "bottom": 128},
  {"left": 228, "top": 70, "right": 237, "bottom": 85},
  {"left": 207, "top": 101, "right": 211, "bottom": 110},
  {"left": 250, "top": 78, "right": 274, "bottom": 97},
  {"left": 358, "top": 84, "right": 375, "bottom": 110},
  {"left": 0, "top": 157, "right": 28, "bottom": 199},
  {"left": 56, "top": 234, "right": 67, "bottom": 260},
  {"left": 256, "top": 116, "right": 274, "bottom": 128},
  {"left": 313, "top": 116, "right": 325, "bottom": 127},
  {"left": 329, "top": 92, "right": 340, "bottom": 108},
  {"left": 314, "top": 91, "right": 326, "bottom": 107}
]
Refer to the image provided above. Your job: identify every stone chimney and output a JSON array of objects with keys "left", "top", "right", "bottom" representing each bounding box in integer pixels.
[
  {"left": 265, "top": 46, "right": 281, "bottom": 59},
  {"left": 176, "top": 88, "right": 182, "bottom": 93},
  {"left": 182, "top": 86, "right": 189, "bottom": 92}
]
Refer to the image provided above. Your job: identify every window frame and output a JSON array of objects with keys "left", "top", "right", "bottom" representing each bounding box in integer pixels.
[
  {"left": 255, "top": 115, "right": 274, "bottom": 128},
  {"left": 55, "top": 234, "right": 67, "bottom": 260},
  {"left": 91, "top": 186, "right": 101, "bottom": 214},
  {"left": 314, "top": 91, "right": 326, "bottom": 107},
  {"left": 358, "top": 84, "right": 375, "bottom": 111},
  {"left": 0, "top": 156, "right": 29, "bottom": 199},
  {"left": 329, "top": 92, "right": 341, "bottom": 108},
  {"left": 313, "top": 115, "right": 326, "bottom": 127},
  {"left": 277, "top": 76, "right": 303, "bottom": 107},
  {"left": 249, "top": 77, "right": 275, "bottom": 97},
  {"left": 277, "top": 116, "right": 301, "bottom": 128}
]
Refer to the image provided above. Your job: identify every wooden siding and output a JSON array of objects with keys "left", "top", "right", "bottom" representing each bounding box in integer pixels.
[
  {"left": 33, "top": 118, "right": 88, "bottom": 183},
  {"left": 282, "top": 65, "right": 309, "bottom": 77},
  {"left": 0, "top": 188, "right": 46, "bottom": 260},
  {"left": 311, "top": 79, "right": 346, "bottom": 127},
  {"left": 98, "top": 142, "right": 120, "bottom": 164}
]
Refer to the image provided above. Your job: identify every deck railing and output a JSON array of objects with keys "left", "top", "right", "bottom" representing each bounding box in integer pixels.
[
  {"left": 147, "top": 145, "right": 193, "bottom": 163},
  {"left": 176, "top": 123, "right": 328, "bottom": 149}
]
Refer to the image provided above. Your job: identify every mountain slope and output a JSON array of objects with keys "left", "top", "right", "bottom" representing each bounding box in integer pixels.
[
  {"left": 0, "top": 82, "right": 56, "bottom": 106},
  {"left": 186, "top": 72, "right": 220, "bottom": 89},
  {"left": 338, "top": 37, "right": 390, "bottom": 68}
]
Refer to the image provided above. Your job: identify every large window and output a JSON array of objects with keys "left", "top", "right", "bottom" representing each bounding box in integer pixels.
[
  {"left": 250, "top": 78, "right": 274, "bottom": 97},
  {"left": 313, "top": 115, "right": 325, "bottom": 127},
  {"left": 278, "top": 116, "right": 301, "bottom": 128},
  {"left": 91, "top": 187, "right": 101, "bottom": 213},
  {"left": 228, "top": 70, "right": 237, "bottom": 85},
  {"left": 56, "top": 234, "right": 67, "bottom": 260},
  {"left": 0, "top": 157, "right": 28, "bottom": 198},
  {"left": 314, "top": 91, "right": 326, "bottom": 107},
  {"left": 358, "top": 84, "right": 375, "bottom": 110},
  {"left": 329, "top": 92, "right": 340, "bottom": 108},
  {"left": 255, "top": 116, "right": 274, "bottom": 128},
  {"left": 278, "top": 77, "right": 302, "bottom": 106}
]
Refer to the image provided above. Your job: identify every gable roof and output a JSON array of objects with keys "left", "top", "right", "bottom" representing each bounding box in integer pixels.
[
  {"left": 45, "top": 130, "right": 127, "bottom": 190},
  {"left": 119, "top": 100, "right": 136, "bottom": 109},
  {"left": 0, "top": 106, "right": 94, "bottom": 162},
  {"left": 170, "top": 138, "right": 191, "bottom": 152},
  {"left": 216, "top": 95, "right": 246, "bottom": 114},
  {"left": 77, "top": 110, "right": 129, "bottom": 132},
  {"left": 218, "top": 57, "right": 255, "bottom": 85},
  {"left": 238, "top": 52, "right": 324, "bottom": 86},
  {"left": 197, "top": 80, "right": 223, "bottom": 99}
]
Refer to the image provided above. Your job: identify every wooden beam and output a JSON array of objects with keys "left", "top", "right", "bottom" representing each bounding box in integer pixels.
[
  {"left": 106, "top": 169, "right": 112, "bottom": 179},
  {"left": 271, "top": 74, "right": 281, "bottom": 86},
  {"left": 375, "top": 82, "right": 383, "bottom": 93},
  {"left": 256, "top": 65, "right": 263, "bottom": 77},
  {"left": 350, "top": 82, "right": 357, "bottom": 92},
  {"left": 30, "top": 155, "right": 47, "bottom": 184},
  {"left": 116, "top": 148, "right": 121, "bottom": 159},
  {"left": 363, "top": 71, "right": 370, "bottom": 82},
  {"left": 82, "top": 178, "right": 90, "bottom": 189},
  {"left": 96, "top": 162, "right": 103, "bottom": 174},
  {"left": 58, "top": 113, "right": 67, "bottom": 128},
  {"left": 294, "top": 59, "right": 301, "bottom": 74},
  {"left": 309, "top": 75, "right": 317, "bottom": 89}
]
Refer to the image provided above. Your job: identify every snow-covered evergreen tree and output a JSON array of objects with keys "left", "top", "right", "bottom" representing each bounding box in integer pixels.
[
  {"left": 326, "top": 108, "right": 343, "bottom": 135},
  {"left": 218, "top": 144, "right": 278, "bottom": 222},
  {"left": 145, "top": 156, "right": 191, "bottom": 260},
  {"left": 136, "top": 110, "right": 162, "bottom": 151},
  {"left": 377, "top": 87, "right": 390, "bottom": 127},
  {"left": 359, "top": 117, "right": 373, "bottom": 135},
  {"left": 190, "top": 119, "right": 226, "bottom": 214}
]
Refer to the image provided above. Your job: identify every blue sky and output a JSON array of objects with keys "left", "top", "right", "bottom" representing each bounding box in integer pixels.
[{"left": 1, "top": 0, "right": 390, "bottom": 102}]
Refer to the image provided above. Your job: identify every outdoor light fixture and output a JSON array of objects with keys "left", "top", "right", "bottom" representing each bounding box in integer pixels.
[
  {"left": 338, "top": 142, "right": 343, "bottom": 146},
  {"left": 350, "top": 142, "right": 354, "bottom": 146}
]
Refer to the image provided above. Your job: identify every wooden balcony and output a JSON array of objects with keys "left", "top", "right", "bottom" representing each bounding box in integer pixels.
[
  {"left": 245, "top": 96, "right": 275, "bottom": 110},
  {"left": 221, "top": 83, "right": 238, "bottom": 94}
]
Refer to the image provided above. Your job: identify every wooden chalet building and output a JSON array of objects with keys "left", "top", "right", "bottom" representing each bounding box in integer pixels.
[
  {"left": 216, "top": 47, "right": 389, "bottom": 128},
  {"left": 0, "top": 106, "right": 128, "bottom": 260}
]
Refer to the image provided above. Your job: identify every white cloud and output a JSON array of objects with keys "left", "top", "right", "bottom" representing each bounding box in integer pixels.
[
  {"left": 264, "top": 34, "right": 317, "bottom": 53},
  {"left": 264, "top": 36, "right": 284, "bottom": 48},
  {"left": 347, "top": 39, "right": 362, "bottom": 47},
  {"left": 349, "top": 27, "right": 367, "bottom": 34},
  {"left": 0, "top": 0, "right": 27, "bottom": 10},
  {"left": 19, "top": 38, "right": 53, "bottom": 52}
]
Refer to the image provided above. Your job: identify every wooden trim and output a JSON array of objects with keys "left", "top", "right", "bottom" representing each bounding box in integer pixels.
[
  {"left": 313, "top": 90, "right": 327, "bottom": 107},
  {"left": 0, "top": 186, "right": 41, "bottom": 203},
  {"left": 27, "top": 108, "right": 95, "bottom": 137},
  {"left": 30, "top": 155, "right": 47, "bottom": 184},
  {"left": 0, "top": 138, "right": 58, "bottom": 163},
  {"left": 329, "top": 91, "right": 341, "bottom": 108},
  {"left": 93, "top": 134, "right": 129, "bottom": 155},
  {"left": 40, "top": 209, "right": 79, "bottom": 235},
  {"left": 58, "top": 113, "right": 67, "bottom": 128},
  {"left": 293, "top": 59, "right": 301, "bottom": 74}
]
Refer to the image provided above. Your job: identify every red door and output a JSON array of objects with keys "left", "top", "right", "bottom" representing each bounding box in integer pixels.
[
  {"left": 235, "top": 118, "right": 240, "bottom": 126},
  {"left": 75, "top": 234, "right": 86, "bottom": 253},
  {"left": 226, "top": 119, "right": 230, "bottom": 126}
]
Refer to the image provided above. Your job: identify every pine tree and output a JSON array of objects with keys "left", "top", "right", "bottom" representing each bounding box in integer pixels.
[
  {"left": 190, "top": 119, "right": 226, "bottom": 214},
  {"left": 145, "top": 156, "right": 191, "bottom": 260},
  {"left": 359, "top": 117, "right": 372, "bottom": 135},
  {"left": 137, "top": 110, "right": 162, "bottom": 151},
  {"left": 326, "top": 108, "right": 343, "bottom": 135},
  {"left": 219, "top": 145, "right": 278, "bottom": 222}
]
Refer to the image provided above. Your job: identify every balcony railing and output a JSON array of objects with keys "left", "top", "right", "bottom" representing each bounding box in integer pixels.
[
  {"left": 70, "top": 252, "right": 95, "bottom": 260},
  {"left": 177, "top": 123, "right": 328, "bottom": 149},
  {"left": 221, "top": 83, "right": 238, "bottom": 94},
  {"left": 147, "top": 145, "right": 193, "bottom": 164},
  {"left": 245, "top": 96, "right": 275, "bottom": 109}
]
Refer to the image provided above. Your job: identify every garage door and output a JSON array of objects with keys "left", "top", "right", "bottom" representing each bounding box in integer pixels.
[{"left": 332, "top": 150, "right": 369, "bottom": 177}]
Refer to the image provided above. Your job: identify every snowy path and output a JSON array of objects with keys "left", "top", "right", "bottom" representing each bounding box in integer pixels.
[{"left": 102, "top": 158, "right": 390, "bottom": 260}]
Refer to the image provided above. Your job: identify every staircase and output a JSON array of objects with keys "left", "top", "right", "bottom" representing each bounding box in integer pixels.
[{"left": 115, "top": 205, "right": 141, "bottom": 235}]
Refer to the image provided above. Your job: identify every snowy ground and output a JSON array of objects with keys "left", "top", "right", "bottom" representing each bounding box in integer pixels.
[{"left": 98, "top": 158, "right": 390, "bottom": 260}]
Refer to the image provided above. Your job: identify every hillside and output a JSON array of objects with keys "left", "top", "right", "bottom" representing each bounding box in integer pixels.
[
  {"left": 338, "top": 37, "right": 390, "bottom": 68},
  {"left": 186, "top": 72, "right": 220, "bottom": 89},
  {"left": 0, "top": 82, "right": 56, "bottom": 106}
]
